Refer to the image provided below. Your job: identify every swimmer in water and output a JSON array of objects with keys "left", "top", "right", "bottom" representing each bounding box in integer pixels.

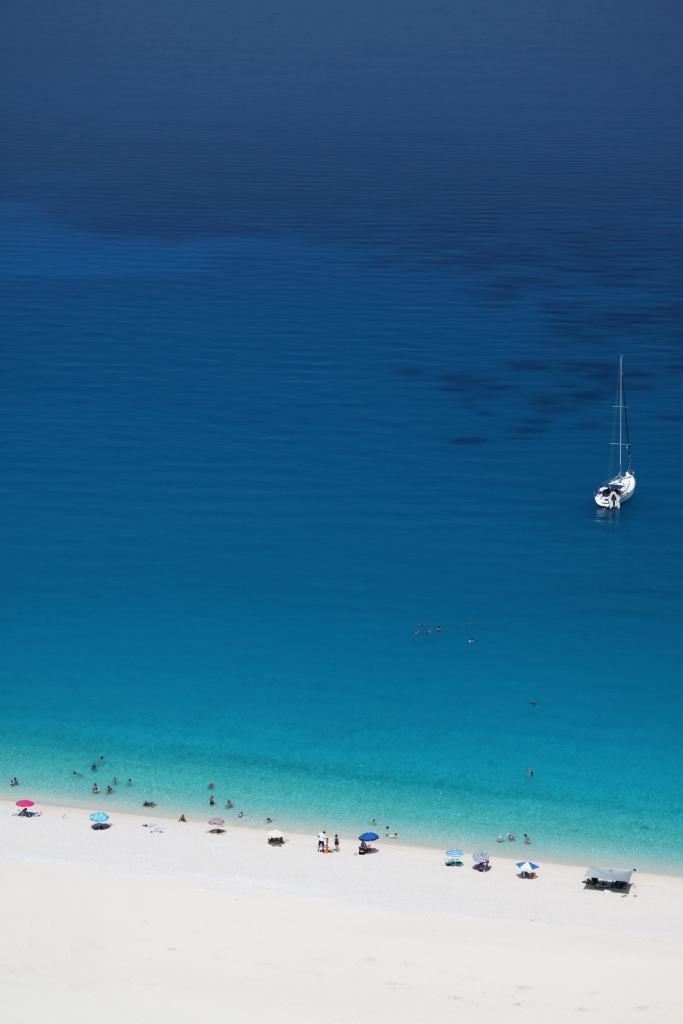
[
  {"left": 106, "top": 786, "right": 113, "bottom": 794},
  {"left": 238, "top": 811, "right": 244, "bottom": 818},
  {"left": 266, "top": 817, "right": 272, "bottom": 823},
  {"left": 465, "top": 621, "right": 472, "bottom": 626},
  {"left": 507, "top": 833, "right": 515, "bottom": 841},
  {"left": 524, "top": 834, "right": 530, "bottom": 843},
  {"left": 208, "top": 782, "right": 215, "bottom": 789},
  {"left": 227, "top": 799, "right": 233, "bottom": 808},
  {"left": 209, "top": 795, "right": 215, "bottom": 806},
  {"left": 530, "top": 699, "right": 537, "bottom": 706},
  {"left": 112, "top": 777, "right": 117, "bottom": 784},
  {"left": 414, "top": 629, "right": 420, "bottom": 634},
  {"left": 497, "top": 836, "right": 504, "bottom": 843},
  {"left": 426, "top": 629, "right": 431, "bottom": 634},
  {"left": 419, "top": 621, "right": 424, "bottom": 627},
  {"left": 72, "top": 771, "right": 83, "bottom": 776},
  {"left": 469, "top": 638, "right": 475, "bottom": 643},
  {"left": 92, "top": 783, "right": 98, "bottom": 793},
  {"left": 436, "top": 626, "right": 441, "bottom": 631},
  {"left": 126, "top": 778, "right": 132, "bottom": 785}
]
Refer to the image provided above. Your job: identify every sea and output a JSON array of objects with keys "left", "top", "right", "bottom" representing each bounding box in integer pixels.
[{"left": 1, "top": 1, "right": 682, "bottom": 871}]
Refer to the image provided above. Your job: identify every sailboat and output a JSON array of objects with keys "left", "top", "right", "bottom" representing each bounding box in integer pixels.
[{"left": 594, "top": 355, "right": 635, "bottom": 508}]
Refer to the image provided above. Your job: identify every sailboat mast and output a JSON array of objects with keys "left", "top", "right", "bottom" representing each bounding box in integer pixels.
[{"left": 618, "top": 354, "right": 623, "bottom": 477}]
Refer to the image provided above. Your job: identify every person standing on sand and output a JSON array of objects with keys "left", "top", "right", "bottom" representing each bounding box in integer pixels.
[
  {"left": 334, "top": 834, "right": 340, "bottom": 851},
  {"left": 318, "top": 831, "right": 326, "bottom": 852}
]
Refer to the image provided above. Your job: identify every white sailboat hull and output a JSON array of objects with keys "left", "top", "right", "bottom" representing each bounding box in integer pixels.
[{"left": 594, "top": 472, "right": 636, "bottom": 508}]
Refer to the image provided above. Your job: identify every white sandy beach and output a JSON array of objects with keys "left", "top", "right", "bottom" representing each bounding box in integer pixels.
[{"left": 1, "top": 798, "right": 681, "bottom": 1023}]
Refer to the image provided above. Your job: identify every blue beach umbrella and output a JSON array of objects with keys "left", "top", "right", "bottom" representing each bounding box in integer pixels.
[
  {"left": 359, "top": 832, "right": 379, "bottom": 842},
  {"left": 446, "top": 849, "right": 464, "bottom": 858},
  {"left": 516, "top": 861, "right": 539, "bottom": 871},
  {"left": 89, "top": 812, "right": 109, "bottom": 823}
]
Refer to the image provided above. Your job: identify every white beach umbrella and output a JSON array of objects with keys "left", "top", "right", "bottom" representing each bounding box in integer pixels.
[{"left": 267, "top": 830, "right": 284, "bottom": 840}]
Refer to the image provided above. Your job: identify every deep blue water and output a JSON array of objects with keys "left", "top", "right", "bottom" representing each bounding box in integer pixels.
[{"left": 1, "top": 1, "right": 682, "bottom": 869}]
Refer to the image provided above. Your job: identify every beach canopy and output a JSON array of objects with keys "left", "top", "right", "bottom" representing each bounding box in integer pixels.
[
  {"left": 208, "top": 817, "right": 225, "bottom": 825},
  {"left": 584, "top": 866, "right": 634, "bottom": 884},
  {"left": 516, "top": 861, "right": 539, "bottom": 871},
  {"left": 89, "top": 812, "right": 109, "bottom": 823},
  {"left": 472, "top": 850, "right": 489, "bottom": 862},
  {"left": 359, "top": 832, "right": 379, "bottom": 842},
  {"left": 268, "top": 830, "right": 284, "bottom": 840},
  {"left": 16, "top": 799, "right": 34, "bottom": 807},
  {"left": 446, "top": 849, "right": 464, "bottom": 857}
]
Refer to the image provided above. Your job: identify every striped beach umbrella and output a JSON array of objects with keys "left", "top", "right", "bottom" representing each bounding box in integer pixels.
[
  {"left": 445, "top": 849, "right": 464, "bottom": 857},
  {"left": 472, "top": 850, "right": 489, "bottom": 862},
  {"left": 208, "top": 818, "right": 225, "bottom": 825}
]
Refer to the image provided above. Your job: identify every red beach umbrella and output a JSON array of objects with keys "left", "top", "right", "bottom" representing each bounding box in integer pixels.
[{"left": 16, "top": 799, "right": 34, "bottom": 807}]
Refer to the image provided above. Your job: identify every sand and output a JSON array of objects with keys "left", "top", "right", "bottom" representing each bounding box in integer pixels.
[{"left": 1, "top": 798, "right": 680, "bottom": 1022}]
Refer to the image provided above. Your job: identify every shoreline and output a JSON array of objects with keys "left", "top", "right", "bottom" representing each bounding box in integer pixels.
[
  {"left": 6, "top": 789, "right": 682, "bottom": 879},
  {"left": 2, "top": 795, "right": 681, "bottom": 897}
]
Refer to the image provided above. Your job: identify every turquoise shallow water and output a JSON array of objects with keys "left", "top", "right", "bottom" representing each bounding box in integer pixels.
[
  {"left": 1, "top": 0, "right": 682, "bottom": 871},
  {"left": 1, "top": 221, "right": 682, "bottom": 870}
]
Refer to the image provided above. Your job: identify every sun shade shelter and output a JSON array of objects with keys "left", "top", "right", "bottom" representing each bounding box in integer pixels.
[{"left": 584, "top": 867, "right": 634, "bottom": 885}]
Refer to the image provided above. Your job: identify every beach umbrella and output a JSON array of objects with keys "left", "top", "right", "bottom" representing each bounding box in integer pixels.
[
  {"left": 446, "top": 849, "right": 464, "bottom": 857},
  {"left": 208, "top": 817, "right": 225, "bottom": 826},
  {"left": 473, "top": 850, "right": 490, "bottom": 862},
  {"left": 89, "top": 812, "right": 109, "bottom": 823},
  {"left": 267, "top": 830, "right": 284, "bottom": 840},
  {"left": 16, "top": 799, "right": 34, "bottom": 808},
  {"left": 359, "top": 832, "right": 379, "bottom": 842},
  {"left": 516, "top": 861, "right": 539, "bottom": 872}
]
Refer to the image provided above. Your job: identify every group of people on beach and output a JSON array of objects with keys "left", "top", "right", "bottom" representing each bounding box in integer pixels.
[
  {"left": 497, "top": 833, "right": 531, "bottom": 843},
  {"left": 317, "top": 831, "right": 340, "bottom": 852}
]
